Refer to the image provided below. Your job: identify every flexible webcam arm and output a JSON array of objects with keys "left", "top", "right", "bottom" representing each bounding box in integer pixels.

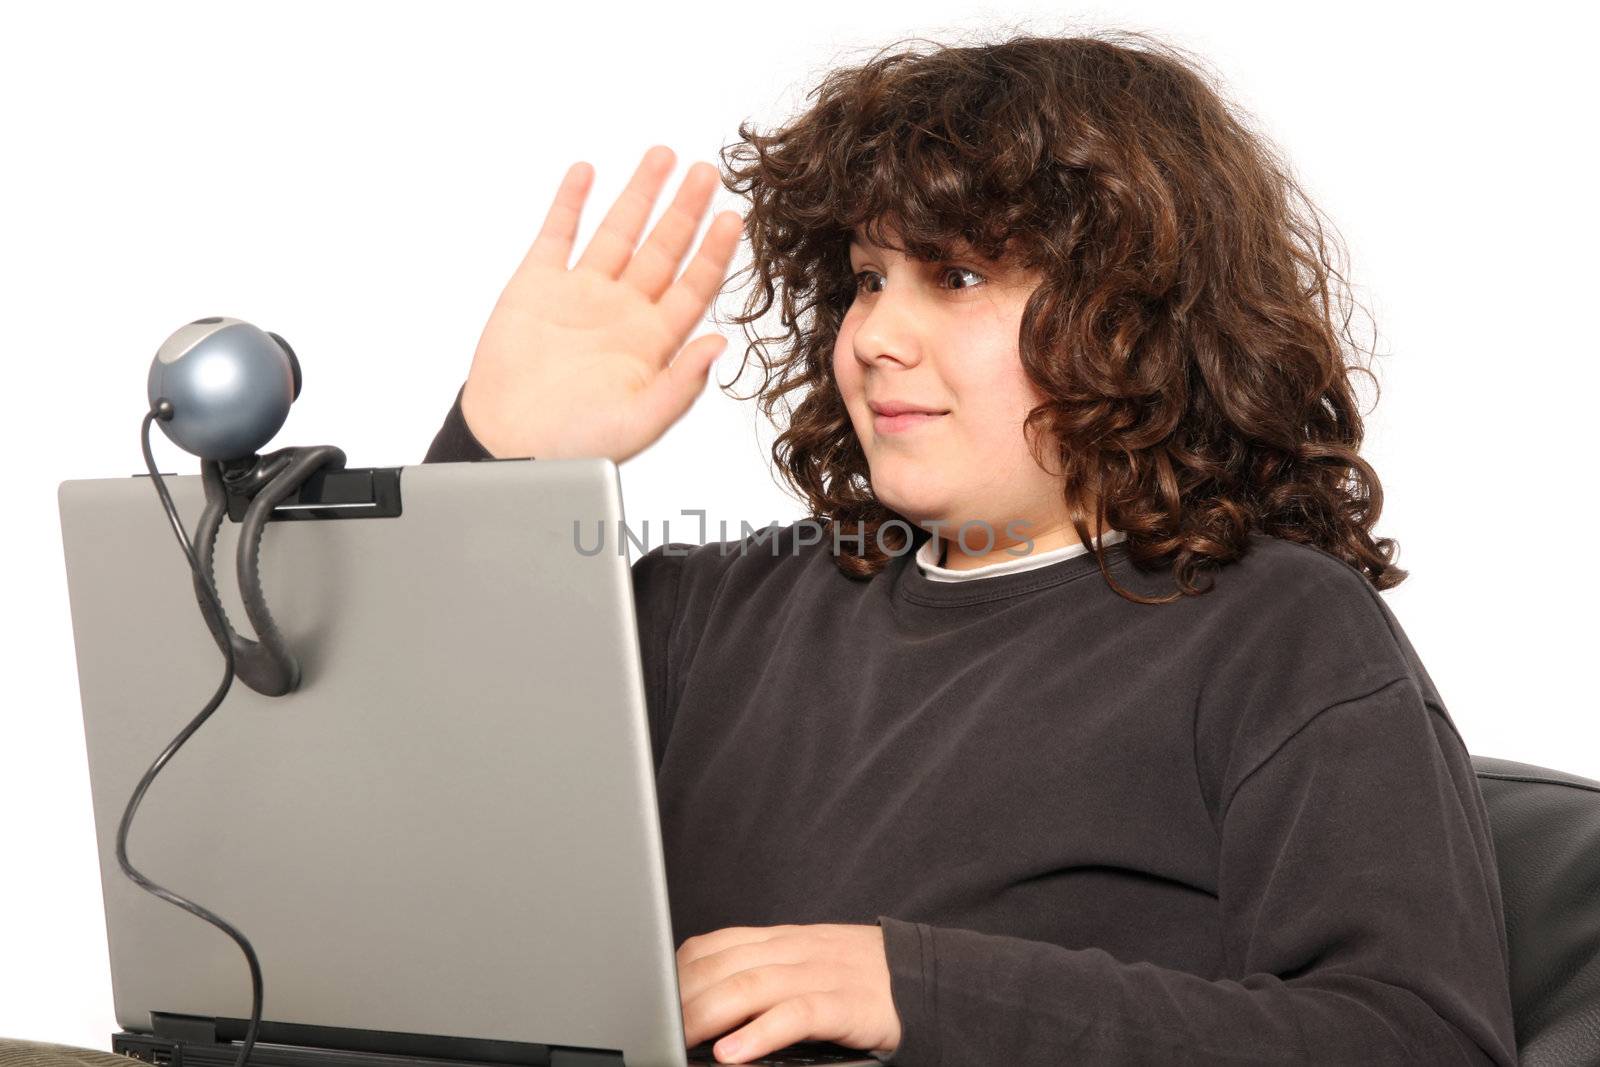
[{"left": 190, "top": 444, "right": 347, "bottom": 696}]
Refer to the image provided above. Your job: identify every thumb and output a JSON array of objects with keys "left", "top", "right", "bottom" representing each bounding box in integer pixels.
[{"left": 635, "top": 333, "right": 727, "bottom": 432}]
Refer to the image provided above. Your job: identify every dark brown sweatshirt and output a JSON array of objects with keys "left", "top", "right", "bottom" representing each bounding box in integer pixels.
[{"left": 424, "top": 388, "right": 1518, "bottom": 1066}]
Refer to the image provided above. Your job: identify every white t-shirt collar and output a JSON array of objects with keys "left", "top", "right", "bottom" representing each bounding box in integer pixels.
[{"left": 915, "top": 529, "right": 1128, "bottom": 583}]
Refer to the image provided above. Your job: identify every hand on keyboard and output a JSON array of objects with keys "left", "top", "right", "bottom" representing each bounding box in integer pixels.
[{"left": 676, "top": 922, "right": 901, "bottom": 1063}]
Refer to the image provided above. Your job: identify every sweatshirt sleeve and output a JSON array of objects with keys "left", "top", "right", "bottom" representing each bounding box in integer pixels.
[
  {"left": 423, "top": 382, "right": 497, "bottom": 463},
  {"left": 873, "top": 675, "right": 1518, "bottom": 1066}
]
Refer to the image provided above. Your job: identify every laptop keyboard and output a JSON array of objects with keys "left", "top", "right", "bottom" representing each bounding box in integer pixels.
[{"left": 684, "top": 1040, "right": 875, "bottom": 1064}]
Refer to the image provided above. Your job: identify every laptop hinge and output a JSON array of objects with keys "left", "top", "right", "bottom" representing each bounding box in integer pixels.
[
  {"left": 549, "top": 1052, "right": 624, "bottom": 1067},
  {"left": 150, "top": 1013, "right": 219, "bottom": 1045},
  {"left": 550, "top": 1049, "right": 624, "bottom": 1067}
]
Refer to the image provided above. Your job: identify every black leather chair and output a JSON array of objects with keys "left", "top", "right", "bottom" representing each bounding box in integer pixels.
[{"left": 1472, "top": 756, "right": 1600, "bottom": 1065}]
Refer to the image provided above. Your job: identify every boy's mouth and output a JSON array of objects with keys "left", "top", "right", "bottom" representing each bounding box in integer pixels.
[{"left": 872, "top": 410, "right": 948, "bottom": 434}]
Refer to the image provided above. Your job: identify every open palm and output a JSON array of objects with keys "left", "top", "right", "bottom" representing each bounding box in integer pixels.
[{"left": 461, "top": 145, "right": 743, "bottom": 463}]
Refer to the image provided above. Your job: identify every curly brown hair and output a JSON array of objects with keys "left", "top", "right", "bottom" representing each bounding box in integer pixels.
[{"left": 713, "top": 27, "right": 1404, "bottom": 604}]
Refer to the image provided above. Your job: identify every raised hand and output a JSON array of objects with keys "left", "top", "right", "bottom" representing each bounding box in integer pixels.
[{"left": 460, "top": 145, "right": 743, "bottom": 462}]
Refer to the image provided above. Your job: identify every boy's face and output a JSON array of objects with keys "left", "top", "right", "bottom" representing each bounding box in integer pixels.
[{"left": 834, "top": 225, "right": 1069, "bottom": 548}]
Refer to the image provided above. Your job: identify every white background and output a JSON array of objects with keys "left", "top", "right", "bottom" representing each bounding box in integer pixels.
[{"left": 3, "top": 0, "right": 1596, "bottom": 1048}]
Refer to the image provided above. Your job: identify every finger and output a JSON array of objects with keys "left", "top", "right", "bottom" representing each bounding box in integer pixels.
[
  {"left": 678, "top": 915, "right": 810, "bottom": 1005},
  {"left": 655, "top": 210, "right": 744, "bottom": 360},
  {"left": 713, "top": 992, "right": 838, "bottom": 1065},
  {"left": 682, "top": 960, "right": 812, "bottom": 1052},
  {"left": 520, "top": 161, "right": 595, "bottom": 272},
  {"left": 620, "top": 160, "right": 722, "bottom": 301},
  {"left": 678, "top": 924, "right": 791, "bottom": 968},
  {"left": 628, "top": 334, "right": 727, "bottom": 443},
  {"left": 574, "top": 144, "right": 677, "bottom": 279}
]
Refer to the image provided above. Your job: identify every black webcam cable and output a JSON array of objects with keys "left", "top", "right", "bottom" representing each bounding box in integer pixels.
[{"left": 120, "top": 400, "right": 264, "bottom": 1067}]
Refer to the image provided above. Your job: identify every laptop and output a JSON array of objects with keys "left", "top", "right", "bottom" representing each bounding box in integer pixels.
[{"left": 57, "top": 456, "right": 879, "bottom": 1067}]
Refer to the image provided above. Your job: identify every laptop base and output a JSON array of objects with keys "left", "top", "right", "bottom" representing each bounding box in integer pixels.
[
  {"left": 112, "top": 1013, "right": 621, "bottom": 1067},
  {"left": 111, "top": 1015, "right": 873, "bottom": 1067}
]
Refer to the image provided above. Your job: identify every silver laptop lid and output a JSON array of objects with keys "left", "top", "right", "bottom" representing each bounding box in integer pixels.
[{"left": 58, "top": 458, "right": 690, "bottom": 1067}]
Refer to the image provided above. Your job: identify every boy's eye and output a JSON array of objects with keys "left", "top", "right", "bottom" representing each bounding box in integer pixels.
[
  {"left": 851, "top": 266, "right": 986, "bottom": 294},
  {"left": 942, "top": 266, "right": 986, "bottom": 290}
]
